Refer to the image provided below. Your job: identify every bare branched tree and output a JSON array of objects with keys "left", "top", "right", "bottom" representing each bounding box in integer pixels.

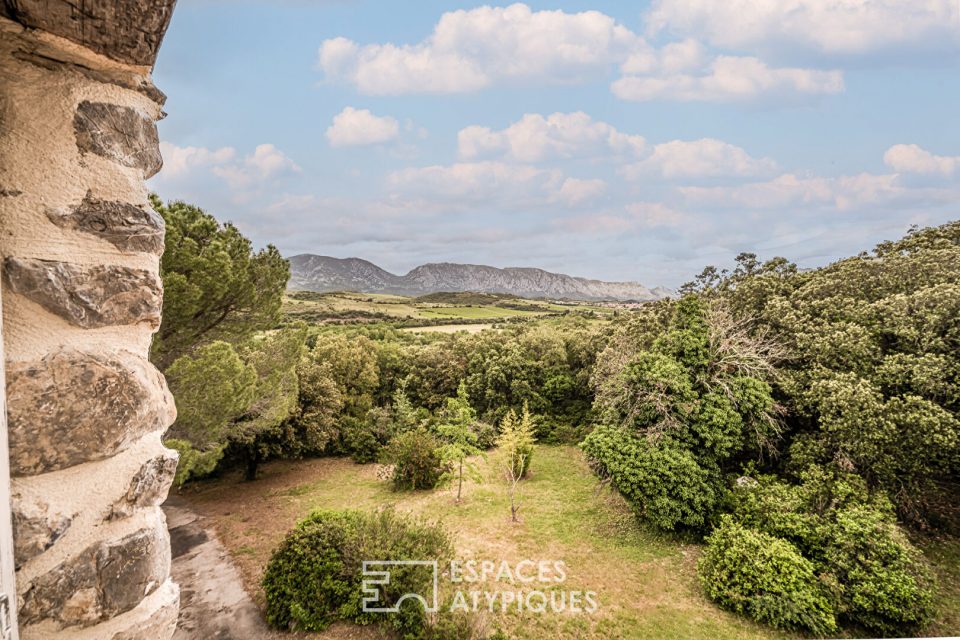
[
  {"left": 705, "top": 301, "right": 789, "bottom": 457},
  {"left": 705, "top": 302, "right": 789, "bottom": 381},
  {"left": 503, "top": 451, "right": 527, "bottom": 523}
]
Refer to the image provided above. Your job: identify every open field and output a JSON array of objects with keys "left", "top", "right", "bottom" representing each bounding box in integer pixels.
[
  {"left": 417, "top": 305, "right": 543, "bottom": 319},
  {"left": 282, "top": 291, "right": 617, "bottom": 328},
  {"left": 401, "top": 324, "right": 495, "bottom": 334}
]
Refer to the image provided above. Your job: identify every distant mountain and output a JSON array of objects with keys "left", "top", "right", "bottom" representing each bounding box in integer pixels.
[{"left": 288, "top": 255, "right": 670, "bottom": 301}]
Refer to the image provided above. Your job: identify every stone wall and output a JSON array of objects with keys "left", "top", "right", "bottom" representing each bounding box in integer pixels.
[{"left": 0, "top": 15, "right": 179, "bottom": 639}]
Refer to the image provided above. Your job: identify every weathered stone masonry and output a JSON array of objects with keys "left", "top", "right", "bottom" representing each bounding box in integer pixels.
[{"left": 1, "top": 2, "right": 179, "bottom": 638}]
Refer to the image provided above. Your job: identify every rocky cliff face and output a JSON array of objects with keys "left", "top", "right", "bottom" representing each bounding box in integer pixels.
[{"left": 288, "top": 255, "right": 669, "bottom": 301}]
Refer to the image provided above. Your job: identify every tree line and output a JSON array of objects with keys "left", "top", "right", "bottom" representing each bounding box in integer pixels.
[{"left": 150, "top": 196, "right": 604, "bottom": 485}]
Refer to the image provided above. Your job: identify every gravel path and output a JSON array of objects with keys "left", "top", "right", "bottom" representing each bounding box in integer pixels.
[{"left": 164, "top": 500, "right": 278, "bottom": 640}]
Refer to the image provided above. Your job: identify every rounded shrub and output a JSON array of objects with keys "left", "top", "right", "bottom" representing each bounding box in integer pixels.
[
  {"left": 472, "top": 421, "right": 498, "bottom": 450},
  {"left": 581, "top": 426, "right": 722, "bottom": 530},
  {"left": 380, "top": 428, "right": 447, "bottom": 491},
  {"left": 263, "top": 508, "right": 452, "bottom": 635},
  {"left": 822, "top": 506, "right": 934, "bottom": 634},
  {"left": 699, "top": 517, "right": 837, "bottom": 636}
]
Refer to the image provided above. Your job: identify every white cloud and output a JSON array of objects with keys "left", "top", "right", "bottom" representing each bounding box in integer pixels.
[
  {"left": 157, "top": 142, "right": 236, "bottom": 178},
  {"left": 645, "top": 0, "right": 960, "bottom": 58},
  {"left": 559, "top": 202, "right": 689, "bottom": 236},
  {"left": 456, "top": 113, "right": 775, "bottom": 180},
  {"left": 884, "top": 144, "right": 960, "bottom": 176},
  {"left": 211, "top": 144, "right": 301, "bottom": 189},
  {"left": 622, "top": 138, "right": 777, "bottom": 179},
  {"left": 679, "top": 172, "right": 906, "bottom": 210},
  {"left": 458, "top": 112, "right": 646, "bottom": 162},
  {"left": 318, "top": 3, "right": 640, "bottom": 94},
  {"left": 625, "top": 202, "right": 690, "bottom": 228},
  {"left": 386, "top": 161, "right": 605, "bottom": 208},
  {"left": 621, "top": 38, "right": 707, "bottom": 75},
  {"left": 553, "top": 177, "right": 607, "bottom": 206},
  {"left": 155, "top": 142, "right": 300, "bottom": 191},
  {"left": 612, "top": 55, "right": 843, "bottom": 102},
  {"left": 317, "top": 3, "right": 845, "bottom": 104},
  {"left": 326, "top": 107, "right": 400, "bottom": 147},
  {"left": 387, "top": 161, "right": 562, "bottom": 204}
]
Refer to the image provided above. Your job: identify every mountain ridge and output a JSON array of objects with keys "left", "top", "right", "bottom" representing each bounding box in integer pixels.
[{"left": 288, "top": 254, "right": 671, "bottom": 301}]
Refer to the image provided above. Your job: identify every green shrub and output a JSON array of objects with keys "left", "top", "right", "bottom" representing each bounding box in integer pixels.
[
  {"left": 380, "top": 429, "right": 447, "bottom": 490},
  {"left": 822, "top": 506, "right": 934, "bottom": 633},
  {"left": 699, "top": 518, "right": 837, "bottom": 636},
  {"left": 165, "top": 439, "right": 225, "bottom": 487},
  {"left": 345, "top": 407, "right": 394, "bottom": 463},
  {"left": 536, "top": 418, "right": 588, "bottom": 445},
  {"left": 263, "top": 508, "right": 452, "bottom": 635},
  {"left": 725, "top": 470, "right": 936, "bottom": 634},
  {"left": 472, "top": 421, "right": 498, "bottom": 450},
  {"left": 581, "top": 426, "right": 722, "bottom": 530},
  {"left": 418, "top": 608, "right": 489, "bottom": 640},
  {"left": 346, "top": 427, "right": 381, "bottom": 463}
]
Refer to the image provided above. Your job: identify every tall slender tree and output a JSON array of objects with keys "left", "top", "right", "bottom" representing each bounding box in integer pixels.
[{"left": 436, "top": 383, "right": 483, "bottom": 503}]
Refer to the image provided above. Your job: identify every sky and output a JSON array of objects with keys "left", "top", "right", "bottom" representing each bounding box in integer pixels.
[{"left": 148, "top": 0, "right": 960, "bottom": 288}]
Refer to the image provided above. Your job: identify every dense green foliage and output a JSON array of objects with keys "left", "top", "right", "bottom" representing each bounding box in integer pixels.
[
  {"left": 262, "top": 508, "right": 452, "bottom": 635},
  {"left": 164, "top": 327, "right": 306, "bottom": 483},
  {"left": 152, "top": 195, "right": 296, "bottom": 482},
  {"left": 583, "top": 222, "right": 958, "bottom": 634},
  {"left": 583, "top": 296, "right": 780, "bottom": 530},
  {"left": 699, "top": 517, "right": 837, "bottom": 635},
  {"left": 380, "top": 429, "right": 447, "bottom": 491},
  {"left": 165, "top": 341, "right": 257, "bottom": 450},
  {"left": 695, "top": 224, "right": 960, "bottom": 525},
  {"left": 582, "top": 427, "right": 722, "bottom": 530},
  {"left": 723, "top": 471, "right": 935, "bottom": 633},
  {"left": 150, "top": 195, "right": 289, "bottom": 370},
  {"left": 226, "top": 326, "right": 306, "bottom": 479}
]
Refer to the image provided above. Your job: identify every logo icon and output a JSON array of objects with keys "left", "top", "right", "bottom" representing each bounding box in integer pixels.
[{"left": 361, "top": 560, "right": 439, "bottom": 613}]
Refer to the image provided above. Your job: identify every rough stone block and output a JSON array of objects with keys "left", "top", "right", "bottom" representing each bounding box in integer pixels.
[
  {"left": 47, "top": 191, "right": 165, "bottom": 255},
  {"left": 4, "top": 257, "right": 162, "bottom": 329},
  {"left": 97, "top": 529, "right": 165, "bottom": 617},
  {"left": 108, "top": 581, "right": 179, "bottom": 640},
  {"left": 74, "top": 101, "right": 162, "bottom": 177},
  {"left": 110, "top": 450, "right": 179, "bottom": 520},
  {"left": 19, "top": 527, "right": 167, "bottom": 628},
  {"left": 0, "top": 0, "right": 177, "bottom": 67},
  {"left": 11, "top": 497, "right": 74, "bottom": 570},
  {"left": 6, "top": 349, "right": 176, "bottom": 476}
]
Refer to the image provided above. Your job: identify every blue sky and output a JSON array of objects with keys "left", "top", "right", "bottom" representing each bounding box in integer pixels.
[{"left": 149, "top": 1, "right": 960, "bottom": 288}]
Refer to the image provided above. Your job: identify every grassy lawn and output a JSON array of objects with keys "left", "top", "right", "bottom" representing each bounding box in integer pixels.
[
  {"left": 177, "top": 446, "right": 797, "bottom": 639},
  {"left": 417, "top": 305, "right": 546, "bottom": 319},
  {"left": 283, "top": 293, "right": 422, "bottom": 318}
]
